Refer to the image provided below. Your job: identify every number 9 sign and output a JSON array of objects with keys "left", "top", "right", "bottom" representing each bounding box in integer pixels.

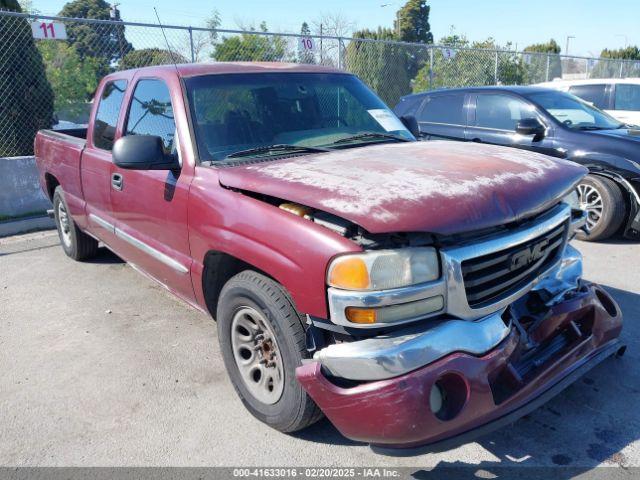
[{"left": 31, "top": 21, "right": 68, "bottom": 40}]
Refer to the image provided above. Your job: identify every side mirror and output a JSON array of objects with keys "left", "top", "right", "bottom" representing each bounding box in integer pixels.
[
  {"left": 400, "top": 115, "right": 421, "bottom": 138},
  {"left": 113, "top": 135, "right": 179, "bottom": 170},
  {"left": 516, "top": 118, "right": 545, "bottom": 137}
]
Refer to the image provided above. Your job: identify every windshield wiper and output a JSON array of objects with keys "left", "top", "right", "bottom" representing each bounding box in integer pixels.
[
  {"left": 226, "top": 144, "right": 330, "bottom": 159},
  {"left": 329, "top": 132, "right": 411, "bottom": 145},
  {"left": 576, "top": 125, "right": 608, "bottom": 131}
]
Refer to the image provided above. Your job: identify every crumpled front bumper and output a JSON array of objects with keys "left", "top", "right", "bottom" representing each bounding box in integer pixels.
[{"left": 296, "top": 282, "right": 623, "bottom": 451}]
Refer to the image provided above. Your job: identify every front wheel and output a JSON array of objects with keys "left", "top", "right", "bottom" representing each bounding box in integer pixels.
[
  {"left": 575, "top": 175, "right": 626, "bottom": 241},
  {"left": 217, "top": 271, "right": 322, "bottom": 433}
]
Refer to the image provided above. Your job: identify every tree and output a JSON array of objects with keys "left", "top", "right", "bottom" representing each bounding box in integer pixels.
[
  {"left": 311, "top": 12, "right": 356, "bottom": 66},
  {"left": 37, "top": 42, "right": 101, "bottom": 122},
  {"left": 413, "top": 35, "right": 524, "bottom": 91},
  {"left": 212, "top": 22, "right": 290, "bottom": 62},
  {"left": 591, "top": 46, "right": 640, "bottom": 78},
  {"left": 523, "top": 39, "right": 561, "bottom": 82},
  {"left": 396, "top": 0, "right": 433, "bottom": 44},
  {"left": 58, "top": 0, "right": 132, "bottom": 73},
  {"left": 205, "top": 9, "right": 221, "bottom": 43},
  {"left": 0, "top": 0, "right": 54, "bottom": 156},
  {"left": 395, "top": 0, "right": 433, "bottom": 79},
  {"left": 298, "top": 22, "right": 315, "bottom": 64},
  {"left": 120, "top": 48, "right": 188, "bottom": 69},
  {"left": 345, "top": 28, "right": 411, "bottom": 106}
]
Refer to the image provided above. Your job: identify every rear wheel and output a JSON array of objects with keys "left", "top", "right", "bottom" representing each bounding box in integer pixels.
[
  {"left": 217, "top": 271, "right": 322, "bottom": 432},
  {"left": 53, "top": 186, "right": 99, "bottom": 260},
  {"left": 575, "top": 175, "right": 626, "bottom": 241}
]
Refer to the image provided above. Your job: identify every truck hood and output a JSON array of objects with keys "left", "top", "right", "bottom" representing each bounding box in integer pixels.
[{"left": 218, "top": 141, "right": 587, "bottom": 235}]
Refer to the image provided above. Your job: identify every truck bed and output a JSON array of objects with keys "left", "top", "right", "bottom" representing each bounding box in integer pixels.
[{"left": 34, "top": 128, "right": 89, "bottom": 228}]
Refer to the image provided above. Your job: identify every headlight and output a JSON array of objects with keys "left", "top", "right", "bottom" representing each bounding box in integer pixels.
[
  {"left": 563, "top": 189, "right": 582, "bottom": 211},
  {"left": 327, "top": 247, "right": 440, "bottom": 291}
]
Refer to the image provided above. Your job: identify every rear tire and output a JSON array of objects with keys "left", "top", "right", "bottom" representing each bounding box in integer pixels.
[
  {"left": 217, "top": 270, "right": 322, "bottom": 433},
  {"left": 575, "top": 175, "right": 626, "bottom": 241},
  {"left": 53, "top": 186, "right": 99, "bottom": 261}
]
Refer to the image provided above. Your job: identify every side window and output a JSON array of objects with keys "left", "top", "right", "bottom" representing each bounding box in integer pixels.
[
  {"left": 614, "top": 84, "right": 640, "bottom": 111},
  {"left": 475, "top": 94, "right": 535, "bottom": 130},
  {"left": 125, "top": 79, "right": 176, "bottom": 154},
  {"left": 93, "top": 79, "right": 127, "bottom": 151},
  {"left": 568, "top": 84, "right": 608, "bottom": 109},
  {"left": 419, "top": 94, "right": 465, "bottom": 125}
]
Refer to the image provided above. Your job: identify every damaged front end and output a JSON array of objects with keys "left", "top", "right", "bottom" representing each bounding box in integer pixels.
[{"left": 296, "top": 202, "right": 624, "bottom": 451}]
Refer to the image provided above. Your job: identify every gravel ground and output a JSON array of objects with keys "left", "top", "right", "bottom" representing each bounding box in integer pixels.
[{"left": 0, "top": 230, "right": 638, "bottom": 474}]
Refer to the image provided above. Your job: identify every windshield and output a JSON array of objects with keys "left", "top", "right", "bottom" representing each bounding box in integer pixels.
[
  {"left": 184, "top": 73, "right": 413, "bottom": 161},
  {"left": 526, "top": 90, "right": 624, "bottom": 130}
]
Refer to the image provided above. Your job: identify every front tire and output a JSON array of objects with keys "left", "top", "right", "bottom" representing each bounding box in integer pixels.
[
  {"left": 217, "top": 271, "right": 322, "bottom": 433},
  {"left": 576, "top": 175, "right": 626, "bottom": 241},
  {"left": 53, "top": 186, "right": 99, "bottom": 260}
]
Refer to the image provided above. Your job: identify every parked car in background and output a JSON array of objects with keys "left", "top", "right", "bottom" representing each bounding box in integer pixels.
[
  {"left": 395, "top": 86, "right": 640, "bottom": 241},
  {"left": 536, "top": 78, "right": 640, "bottom": 126},
  {"left": 33, "top": 63, "right": 624, "bottom": 451}
]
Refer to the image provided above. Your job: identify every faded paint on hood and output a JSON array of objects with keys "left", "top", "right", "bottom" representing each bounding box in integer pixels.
[{"left": 218, "top": 141, "right": 588, "bottom": 235}]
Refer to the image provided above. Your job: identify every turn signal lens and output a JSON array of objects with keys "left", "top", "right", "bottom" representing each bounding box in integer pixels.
[
  {"left": 328, "top": 257, "right": 370, "bottom": 290},
  {"left": 345, "top": 307, "right": 377, "bottom": 324}
]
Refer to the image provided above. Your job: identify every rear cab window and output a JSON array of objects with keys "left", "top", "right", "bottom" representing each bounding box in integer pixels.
[
  {"left": 418, "top": 94, "right": 465, "bottom": 125},
  {"left": 92, "top": 79, "right": 127, "bottom": 150},
  {"left": 614, "top": 84, "right": 640, "bottom": 111},
  {"left": 125, "top": 78, "right": 177, "bottom": 155},
  {"left": 568, "top": 84, "right": 608, "bottom": 110}
]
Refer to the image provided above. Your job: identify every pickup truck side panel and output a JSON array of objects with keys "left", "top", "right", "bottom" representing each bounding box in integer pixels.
[
  {"left": 188, "top": 166, "right": 362, "bottom": 318},
  {"left": 35, "top": 132, "right": 86, "bottom": 226},
  {"left": 105, "top": 71, "right": 196, "bottom": 302}
]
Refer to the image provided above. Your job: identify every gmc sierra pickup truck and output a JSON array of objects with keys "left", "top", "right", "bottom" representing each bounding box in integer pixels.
[{"left": 35, "top": 62, "right": 624, "bottom": 452}]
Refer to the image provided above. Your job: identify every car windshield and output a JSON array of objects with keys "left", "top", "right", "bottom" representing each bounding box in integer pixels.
[
  {"left": 184, "top": 72, "right": 413, "bottom": 161},
  {"left": 527, "top": 90, "right": 624, "bottom": 130}
]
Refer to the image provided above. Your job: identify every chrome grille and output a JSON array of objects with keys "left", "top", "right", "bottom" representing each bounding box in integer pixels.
[{"left": 461, "top": 222, "right": 567, "bottom": 308}]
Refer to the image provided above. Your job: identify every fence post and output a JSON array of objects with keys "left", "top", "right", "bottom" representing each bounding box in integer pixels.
[
  {"left": 494, "top": 51, "right": 499, "bottom": 84},
  {"left": 188, "top": 26, "right": 195, "bottom": 62},
  {"left": 545, "top": 55, "right": 550, "bottom": 81},
  {"left": 429, "top": 46, "right": 434, "bottom": 90},
  {"left": 338, "top": 37, "right": 343, "bottom": 69},
  {"left": 620, "top": 62, "right": 624, "bottom": 79}
]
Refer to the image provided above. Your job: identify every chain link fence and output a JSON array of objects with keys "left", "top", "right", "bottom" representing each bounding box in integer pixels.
[{"left": 2, "top": 9, "right": 640, "bottom": 157}]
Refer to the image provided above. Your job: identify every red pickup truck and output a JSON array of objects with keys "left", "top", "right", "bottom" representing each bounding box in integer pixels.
[{"left": 34, "top": 62, "right": 624, "bottom": 452}]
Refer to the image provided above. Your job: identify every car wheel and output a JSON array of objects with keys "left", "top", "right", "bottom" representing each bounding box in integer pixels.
[
  {"left": 53, "top": 186, "right": 99, "bottom": 260},
  {"left": 575, "top": 175, "right": 626, "bottom": 241},
  {"left": 217, "top": 270, "right": 322, "bottom": 433}
]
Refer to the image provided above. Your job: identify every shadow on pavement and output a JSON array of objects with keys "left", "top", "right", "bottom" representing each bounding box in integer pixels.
[{"left": 83, "top": 246, "right": 125, "bottom": 265}]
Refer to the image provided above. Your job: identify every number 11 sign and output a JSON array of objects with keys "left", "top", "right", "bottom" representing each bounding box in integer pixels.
[{"left": 31, "top": 21, "right": 68, "bottom": 40}]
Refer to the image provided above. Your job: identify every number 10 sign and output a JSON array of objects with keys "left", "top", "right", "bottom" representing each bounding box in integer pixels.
[{"left": 31, "top": 21, "right": 68, "bottom": 40}]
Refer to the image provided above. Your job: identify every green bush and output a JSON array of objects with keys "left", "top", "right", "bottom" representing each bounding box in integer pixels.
[
  {"left": 120, "top": 48, "right": 188, "bottom": 69},
  {"left": 0, "top": 0, "right": 55, "bottom": 156}
]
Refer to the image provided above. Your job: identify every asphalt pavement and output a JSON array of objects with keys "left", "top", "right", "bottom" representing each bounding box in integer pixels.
[{"left": 0, "top": 230, "right": 639, "bottom": 474}]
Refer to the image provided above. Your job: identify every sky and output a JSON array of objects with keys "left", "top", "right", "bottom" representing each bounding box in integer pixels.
[{"left": 32, "top": 0, "right": 640, "bottom": 57}]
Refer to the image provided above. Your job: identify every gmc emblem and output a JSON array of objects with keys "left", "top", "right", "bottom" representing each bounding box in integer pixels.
[{"left": 509, "top": 238, "right": 549, "bottom": 271}]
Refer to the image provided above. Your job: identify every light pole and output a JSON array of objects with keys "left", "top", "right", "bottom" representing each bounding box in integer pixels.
[
  {"left": 380, "top": 3, "right": 401, "bottom": 38},
  {"left": 565, "top": 35, "right": 575, "bottom": 55},
  {"left": 615, "top": 34, "right": 629, "bottom": 48}
]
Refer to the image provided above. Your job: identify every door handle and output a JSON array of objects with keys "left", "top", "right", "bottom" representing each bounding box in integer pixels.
[{"left": 111, "top": 173, "right": 123, "bottom": 191}]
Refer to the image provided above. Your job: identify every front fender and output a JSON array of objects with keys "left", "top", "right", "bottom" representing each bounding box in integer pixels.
[{"left": 187, "top": 167, "right": 361, "bottom": 318}]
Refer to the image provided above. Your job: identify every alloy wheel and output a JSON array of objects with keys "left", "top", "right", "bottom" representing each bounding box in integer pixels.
[
  {"left": 577, "top": 183, "right": 604, "bottom": 232},
  {"left": 230, "top": 306, "right": 285, "bottom": 405}
]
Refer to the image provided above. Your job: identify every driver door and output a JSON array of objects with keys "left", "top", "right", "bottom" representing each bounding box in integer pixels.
[
  {"left": 109, "top": 77, "right": 194, "bottom": 301},
  {"left": 465, "top": 93, "right": 557, "bottom": 156}
]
